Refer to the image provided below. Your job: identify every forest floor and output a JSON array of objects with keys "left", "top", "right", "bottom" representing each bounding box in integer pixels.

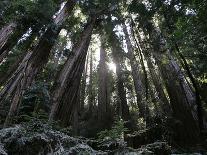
[{"left": 0, "top": 119, "right": 206, "bottom": 155}]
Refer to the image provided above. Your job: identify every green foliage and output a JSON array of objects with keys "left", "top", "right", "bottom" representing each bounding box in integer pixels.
[
  {"left": 1, "top": 0, "right": 58, "bottom": 30},
  {"left": 16, "top": 110, "right": 48, "bottom": 123},
  {"left": 97, "top": 118, "right": 128, "bottom": 141},
  {"left": 16, "top": 82, "right": 50, "bottom": 123},
  {"left": 22, "top": 118, "right": 53, "bottom": 133},
  {"left": 0, "top": 47, "right": 23, "bottom": 76},
  {"left": 14, "top": 117, "right": 72, "bottom": 136}
]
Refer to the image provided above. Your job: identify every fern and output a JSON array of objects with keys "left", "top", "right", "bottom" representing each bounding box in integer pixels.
[{"left": 97, "top": 118, "right": 128, "bottom": 141}]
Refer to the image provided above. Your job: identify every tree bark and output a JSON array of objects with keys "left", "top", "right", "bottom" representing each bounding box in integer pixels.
[
  {"left": 0, "top": 22, "right": 17, "bottom": 50},
  {"left": 98, "top": 38, "right": 109, "bottom": 121},
  {"left": 80, "top": 54, "right": 89, "bottom": 111},
  {"left": 132, "top": 28, "right": 171, "bottom": 114},
  {"left": 174, "top": 43, "right": 204, "bottom": 130},
  {"left": 49, "top": 16, "right": 97, "bottom": 126},
  {"left": 146, "top": 56, "right": 171, "bottom": 114},
  {"left": 2, "top": 0, "right": 76, "bottom": 127},
  {"left": 107, "top": 20, "right": 130, "bottom": 121},
  {"left": 122, "top": 23, "right": 145, "bottom": 118},
  {"left": 88, "top": 50, "right": 94, "bottom": 113},
  {"left": 148, "top": 26, "right": 200, "bottom": 145},
  {"left": 0, "top": 22, "right": 30, "bottom": 63},
  {"left": 163, "top": 13, "right": 204, "bottom": 130},
  {"left": 0, "top": 52, "right": 25, "bottom": 87},
  {"left": 0, "top": 32, "right": 37, "bottom": 86},
  {"left": 72, "top": 87, "right": 80, "bottom": 136}
]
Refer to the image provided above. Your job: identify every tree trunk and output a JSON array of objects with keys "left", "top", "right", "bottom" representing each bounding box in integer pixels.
[
  {"left": 130, "top": 20, "right": 172, "bottom": 115},
  {"left": 115, "top": 60, "right": 130, "bottom": 121},
  {"left": 0, "top": 22, "right": 30, "bottom": 63},
  {"left": 167, "top": 22, "right": 204, "bottom": 131},
  {"left": 174, "top": 43, "right": 204, "bottom": 131},
  {"left": 80, "top": 54, "right": 89, "bottom": 111},
  {"left": 163, "top": 13, "right": 204, "bottom": 130},
  {"left": 72, "top": 87, "right": 80, "bottom": 136},
  {"left": 135, "top": 32, "right": 172, "bottom": 116},
  {"left": 148, "top": 26, "right": 200, "bottom": 145},
  {"left": 98, "top": 38, "right": 109, "bottom": 121},
  {"left": 107, "top": 21, "right": 130, "bottom": 121},
  {"left": 49, "top": 16, "right": 97, "bottom": 126},
  {"left": 2, "top": 0, "right": 76, "bottom": 127},
  {"left": 146, "top": 56, "right": 171, "bottom": 114},
  {"left": 88, "top": 50, "right": 94, "bottom": 113},
  {"left": 0, "top": 53, "right": 24, "bottom": 87},
  {"left": 0, "top": 22, "right": 17, "bottom": 50},
  {"left": 122, "top": 23, "right": 145, "bottom": 118},
  {"left": 0, "top": 32, "right": 37, "bottom": 86}
]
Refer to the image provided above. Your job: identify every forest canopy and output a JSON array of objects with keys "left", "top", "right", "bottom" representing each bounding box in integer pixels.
[{"left": 0, "top": 0, "right": 207, "bottom": 154}]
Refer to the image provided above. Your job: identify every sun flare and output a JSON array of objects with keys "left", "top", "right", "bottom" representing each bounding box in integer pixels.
[{"left": 108, "top": 62, "right": 116, "bottom": 73}]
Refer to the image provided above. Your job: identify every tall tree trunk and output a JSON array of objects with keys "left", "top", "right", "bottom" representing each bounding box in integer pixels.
[
  {"left": 148, "top": 26, "right": 200, "bottom": 145},
  {"left": 146, "top": 56, "right": 171, "bottom": 114},
  {"left": 0, "top": 53, "right": 25, "bottom": 87},
  {"left": 0, "top": 32, "right": 37, "bottom": 86},
  {"left": 115, "top": 59, "right": 129, "bottom": 121},
  {"left": 164, "top": 14, "right": 204, "bottom": 130},
  {"left": 0, "top": 22, "right": 30, "bottom": 63},
  {"left": 98, "top": 38, "right": 109, "bottom": 121},
  {"left": 132, "top": 27, "right": 171, "bottom": 114},
  {"left": 80, "top": 54, "right": 89, "bottom": 111},
  {"left": 2, "top": 0, "right": 76, "bottom": 127},
  {"left": 49, "top": 16, "right": 97, "bottom": 126},
  {"left": 72, "top": 87, "right": 80, "bottom": 136},
  {"left": 88, "top": 50, "right": 94, "bottom": 113},
  {"left": 174, "top": 43, "right": 204, "bottom": 130},
  {"left": 0, "top": 0, "right": 64, "bottom": 63},
  {"left": 107, "top": 21, "right": 130, "bottom": 121},
  {"left": 0, "top": 22, "right": 17, "bottom": 50},
  {"left": 122, "top": 23, "right": 145, "bottom": 118}
]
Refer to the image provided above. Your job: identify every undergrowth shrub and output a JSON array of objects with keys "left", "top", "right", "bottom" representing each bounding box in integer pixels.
[{"left": 97, "top": 118, "right": 128, "bottom": 141}]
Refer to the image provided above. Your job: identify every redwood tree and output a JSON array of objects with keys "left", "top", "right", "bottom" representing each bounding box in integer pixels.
[
  {"left": 2, "top": 0, "right": 76, "bottom": 127},
  {"left": 49, "top": 16, "right": 98, "bottom": 126}
]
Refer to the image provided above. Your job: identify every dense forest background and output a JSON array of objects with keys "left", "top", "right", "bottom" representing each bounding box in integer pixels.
[{"left": 0, "top": 0, "right": 207, "bottom": 154}]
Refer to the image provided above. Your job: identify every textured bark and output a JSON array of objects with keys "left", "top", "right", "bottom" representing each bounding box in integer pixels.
[
  {"left": 0, "top": 22, "right": 29, "bottom": 63},
  {"left": 80, "top": 54, "right": 89, "bottom": 111},
  {"left": 114, "top": 58, "right": 130, "bottom": 121},
  {"left": 148, "top": 27, "right": 200, "bottom": 145},
  {"left": 0, "top": 52, "right": 32, "bottom": 102},
  {"left": 0, "top": 22, "right": 17, "bottom": 50},
  {"left": 2, "top": 27, "right": 60, "bottom": 126},
  {"left": 0, "top": 52, "right": 25, "bottom": 86},
  {"left": 162, "top": 14, "right": 204, "bottom": 130},
  {"left": 170, "top": 35, "right": 204, "bottom": 131},
  {"left": 49, "top": 17, "right": 97, "bottom": 125},
  {"left": 1, "top": 51, "right": 33, "bottom": 127},
  {"left": 133, "top": 31, "right": 171, "bottom": 114},
  {"left": 0, "top": 1, "right": 66, "bottom": 63},
  {"left": 130, "top": 22, "right": 149, "bottom": 103},
  {"left": 88, "top": 51, "right": 94, "bottom": 112},
  {"left": 149, "top": 86, "right": 160, "bottom": 114},
  {"left": 108, "top": 21, "right": 130, "bottom": 121},
  {"left": 146, "top": 56, "right": 171, "bottom": 114},
  {"left": 98, "top": 39, "right": 109, "bottom": 121},
  {"left": 122, "top": 23, "right": 145, "bottom": 118},
  {"left": 0, "top": 32, "right": 37, "bottom": 86},
  {"left": 2, "top": 0, "right": 76, "bottom": 127},
  {"left": 72, "top": 88, "right": 80, "bottom": 136}
]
